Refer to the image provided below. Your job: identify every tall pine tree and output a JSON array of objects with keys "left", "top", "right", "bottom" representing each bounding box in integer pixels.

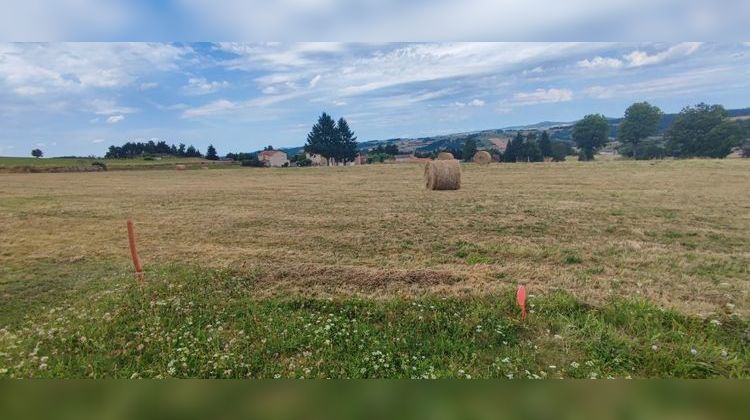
[
  {"left": 504, "top": 132, "right": 524, "bottom": 162},
  {"left": 462, "top": 137, "right": 478, "bottom": 162},
  {"left": 304, "top": 112, "right": 338, "bottom": 165},
  {"left": 539, "top": 131, "right": 552, "bottom": 158},
  {"left": 336, "top": 117, "right": 358, "bottom": 165},
  {"left": 524, "top": 137, "right": 544, "bottom": 162},
  {"left": 205, "top": 144, "right": 219, "bottom": 160}
]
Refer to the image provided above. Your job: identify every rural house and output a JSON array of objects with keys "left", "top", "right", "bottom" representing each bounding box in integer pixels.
[{"left": 258, "top": 150, "right": 289, "bottom": 167}]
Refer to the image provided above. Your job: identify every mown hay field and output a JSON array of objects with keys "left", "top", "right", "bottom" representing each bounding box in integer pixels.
[
  {"left": 0, "top": 156, "right": 232, "bottom": 172},
  {"left": 1, "top": 159, "right": 748, "bottom": 378}
]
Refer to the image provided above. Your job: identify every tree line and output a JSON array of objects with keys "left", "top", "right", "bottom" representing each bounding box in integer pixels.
[
  {"left": 104, "top": 140, "right": 219, "bottom": 160},
  {"left": 572, "top": 102, "right": 749, "bottom": 161},
  {"left": 421, "top": 131, "right": 572, "bottom": 163},
  {"left": 432, "top": 101, "right": 749, "bottom": 163}
]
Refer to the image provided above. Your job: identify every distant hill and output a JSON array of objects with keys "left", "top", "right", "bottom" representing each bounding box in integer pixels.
[{"left": 277, "top": 107, "right": 750, "bottom": 155}]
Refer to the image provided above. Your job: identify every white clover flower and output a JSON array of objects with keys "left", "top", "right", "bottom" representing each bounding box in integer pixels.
[
  {"left": 710, "top": 319, "right": 722, "bottom": 326},
  {"left": 570, "top": 362, "right": 580, "bottom": 369},
  {"left": 690, "top": 348, "right": 698, "bottom": 356},
  {"left": 651, "top": 345, "right": 659, "bottom": 351},
  {"left": 721, "top": 350, "right": 728, "bottom": 358}
]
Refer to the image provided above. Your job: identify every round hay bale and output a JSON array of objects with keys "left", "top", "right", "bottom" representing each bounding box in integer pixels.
[
  {"left": 424, "top": 159, "right": 461, "bottom": 190},
  {"left": 437, "top": 152, "right": 454, "bottom": 160},
  {"left": 175, "top": 164, "right": 187, "bottom": 171},
  {"left": 473, "top": 150, "right": 492, "bottom": 165}
]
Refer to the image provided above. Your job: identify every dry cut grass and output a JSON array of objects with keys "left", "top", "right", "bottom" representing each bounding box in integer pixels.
[{"left": 1, "top": 159, "right": 749, "bottom": 317}]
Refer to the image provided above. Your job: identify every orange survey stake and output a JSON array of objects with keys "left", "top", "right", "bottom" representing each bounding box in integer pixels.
[
  {"left": 126, "top": 220, "right": 144, "bottom": 282},
  {"left": 516, "top": 285, "right": 527, "bottom": 321}
]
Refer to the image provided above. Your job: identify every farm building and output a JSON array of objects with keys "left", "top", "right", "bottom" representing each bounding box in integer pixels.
[
  {"left": 258, "top": 150, "right": 290, "bottom": 167},
  {"left": 306, "top": 153, "right": 367, "bottom": 166},
  {"left": 306, "top": 153, "right": 328, "bottom": 166}
]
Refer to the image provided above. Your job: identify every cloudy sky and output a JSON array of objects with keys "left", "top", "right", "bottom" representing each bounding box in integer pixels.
[{"left": 1, "top": 42, "right": 750, "bottom": 156}]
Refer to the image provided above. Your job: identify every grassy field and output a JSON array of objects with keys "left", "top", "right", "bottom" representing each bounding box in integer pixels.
[
  {"left": 0, "top": 160, "right": 748, "bottom": 378},
  {"left": 0, "top": 156, "right": 233, "bottom": 172}
]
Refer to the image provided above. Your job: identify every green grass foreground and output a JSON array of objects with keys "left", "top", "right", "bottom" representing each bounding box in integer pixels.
[{"left": 1, "top": 265, "right": 746, "bottom": 379}]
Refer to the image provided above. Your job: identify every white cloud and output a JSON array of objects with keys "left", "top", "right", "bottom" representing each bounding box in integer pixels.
[
  {"left": 14, "top": 86, "right": 47, "bottom": 96},
  {"left": 106, "top": 115, "right": 125, "bottom": 124},
  {"left": 454, "top": 98, "right": 485, "bottom": 108},
  {"left": 181, "top": 99, "right": 238, "bottom": 118},
  {"left": 522, "top": 66, "right": 544, "bottom": 75},
  {"left": 90, "top": 99, "right": 138, "bottom": 115},
  {"left": 92, "top": 139, "right": 105, "bottom": 143},
  {"left": 139, "top": 82, "right": 159, "bottom": 90},
  {"left": 218, "top": 42, "right": 598, "bottom": 102},
  {"left": 584, "top": 66, "right": 746, "bottom": 99},
  {"left": 309, "top": 74, "right": 322, "bottom": 88},
  {"left": 577, "top": 56, "right": 623, "bottom": 69},
  {"left": 624, "top": 42, "right": 702, "bottom": 67},
  {"left": 183, "top": 77, "right": 229, "bottom": 95},
  {"left": 0, "top": 43, "right": 192, "bottom": 98},
  {"left": 511, "top": 88, "right": 573, "bottom": 105}
]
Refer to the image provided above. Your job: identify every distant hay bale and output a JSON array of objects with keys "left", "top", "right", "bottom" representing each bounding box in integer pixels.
[
  {"left": 473, "top": 150, "right": 492, "bottom": 165},
  {"left": 437, "top": 152, "right": 454, "bottom": 160},
  {"left": 424, "top": 159, "right": 461, "bottom": 190},
  {"left": 175, "top": 164, "right": 186, "bottom": 171}
]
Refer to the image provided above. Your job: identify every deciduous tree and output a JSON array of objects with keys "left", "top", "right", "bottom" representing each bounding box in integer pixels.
[
  {"left": 573, "top": 114, "right": 610, "bottom": 161},
  {"left": 666, "top": 103, "right": 740, "bottom": 158},
  {"left": 618, "top": 102, "right": 663, "bottom": 159}
]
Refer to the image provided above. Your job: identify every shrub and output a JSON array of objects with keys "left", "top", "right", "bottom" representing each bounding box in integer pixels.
[
  {"left": 367, "top": 152, "right": 392, "bottom": 163},
  {"left": 91, "top": 161, "right": 107, "bottom": 171},
  {"left": 550, "top": 141, "right": 572, "bottom": 162},
  {"left": 617, "top": 138, "right": 667, "bottom": 160},
  {"left": 241, "top": 158, "right": 264, "bottom": 167}
]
